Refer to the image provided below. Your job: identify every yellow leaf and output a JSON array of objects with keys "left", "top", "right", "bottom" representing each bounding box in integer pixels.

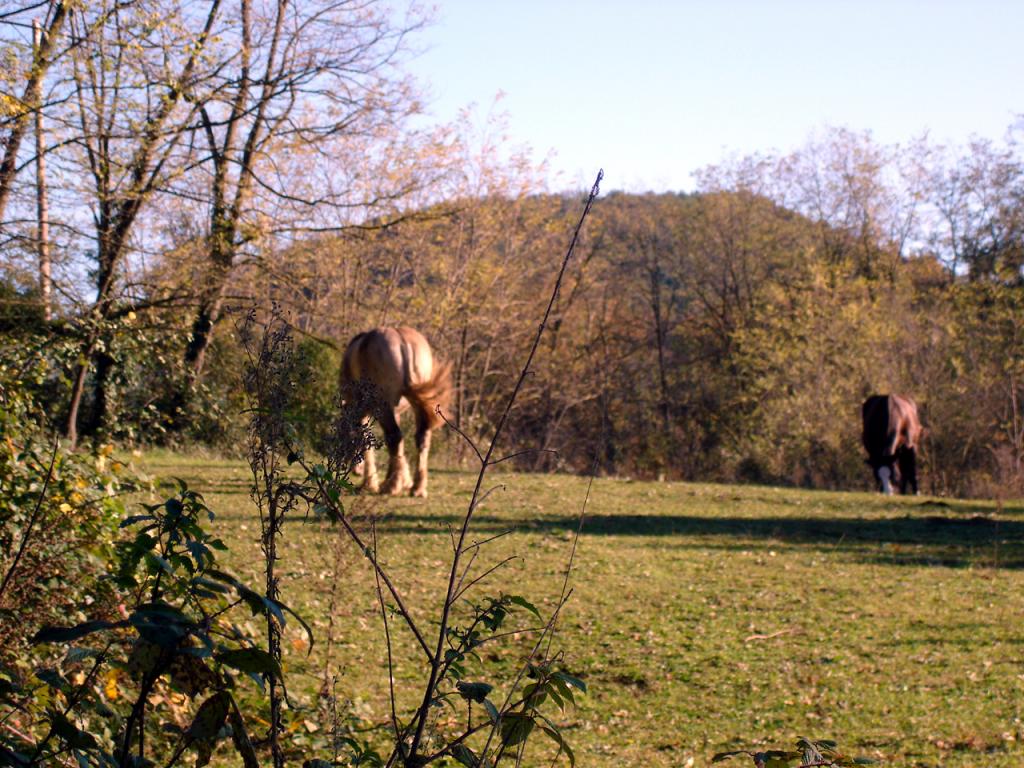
[{"left": 105, "top": 670, "right": 120, "bottom": 700}]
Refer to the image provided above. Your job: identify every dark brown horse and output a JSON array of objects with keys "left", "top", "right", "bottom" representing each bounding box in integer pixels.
[
  {"left": 340, "top": 327, "right": 452, "bottom": 497},
  {"left": 861, "top": 394, "right": 922, "bottom": 495}
]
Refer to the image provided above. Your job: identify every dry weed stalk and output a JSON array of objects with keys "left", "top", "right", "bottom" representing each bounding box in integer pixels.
[{"left": 240, "top": 170, "right": 603, "bottom": 768}]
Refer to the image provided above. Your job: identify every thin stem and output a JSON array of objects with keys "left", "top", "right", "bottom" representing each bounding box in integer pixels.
[
  {"left": 301, "top": 465, "right": 433, "bottom": 660},
  {"left": 544, "top": 460, "right": 596, "bottom": 658},
  {"left": 406, "top": 170, "right": 603, "bottom": 766},
  {"left": 490, "top": 448, "right": 559, "bottom": 466},
  {"left": 453, "top": 555, "right": 519, "bottom": 602},
  {"left": 437, "top": 408, "right": 484, "bottom": 463},
  {"left": 372, "top": 522, "right": 402, "bottom": 750}
]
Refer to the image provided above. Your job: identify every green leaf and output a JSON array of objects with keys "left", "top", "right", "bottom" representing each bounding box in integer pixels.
[
  {"left": 456, "top": 680, "right": 493, "bottom": 703},
  {"left": 506, "top": 595, "right": 541, "bottom": 619},
  {"left": 144, "top": 551, "right": 174, "bottom": 575},
  {"left": 187, "top": 691, "right": 230, "bottom": 743},
  {"left": 34, "top": 668, "right": 69, "bottom": 692},
  {"left": 0, "top": 744, "right": 30, "bottom": 767},
  {"left": 553, "top": 671, "right": 586, "bottom": 694},
  {"left": 711, "top": 750, "right": 750, "bottom": 763},
  {"left": 206, "top": 570, "right": 299, "bottom": 636},
  {"left": 227, "top": 695, "right": 259, "bottom": 768},
  {"left": 499, "top": 712, "right": 534, "bottom": 747},
  {"left": 215, "top": 648, "right": 282, "bottom": 680},
  {"left": 49, "top": 712, "right": 98, "bottom": 750},
  {"left": 765, "top": 754, "right": 800, "bottom": 768},
  {"left": 127, "top": 639, "right": 163, "bottom": 680},
  {"left": 541, "top": 725, "right": 575, "bottom": 768},
  {"left": 32, "top": 620, "right": 126, "bottom": 645},
  {"left": 542, "top": 683, "right": 565, "bottom": 709},
  {"left": 549, "top": 676, "right": 575, "bottom": 706},
  {"left": 274, "top": 598, "right": 315, "bottom": 649},
  {"left": 129, "top": 604, "right": 192, "bottom": 646},
  {"left": 482, "top": 698, "right": 500, "bottom": 724},
  {"left": 451, "top": 744, "right": 480, "bottom": 767}
]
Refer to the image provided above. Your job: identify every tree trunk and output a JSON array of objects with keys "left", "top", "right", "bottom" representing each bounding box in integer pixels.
[
  {"left": 648, "top": 258, "right": 672, "bottom": 466},
  {"left": 182, "top": 220, "right": 235, "bottom": 388},
  {"left": 85, "top": 351, "right": 114, "bottom": 440},
  {"left": 33, "top": 20, "right": 52, "bottom": 322},
  {"left": 0, "top": 1, "right": 67, "bottom": 222},
  {"left": 66, "top": 356, "right": 90, "bottom": 449},
  {"left": 183, "top": 290, "right": 225, "bottom": 380}
]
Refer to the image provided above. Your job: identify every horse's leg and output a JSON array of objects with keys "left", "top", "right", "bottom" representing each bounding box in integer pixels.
[
  {"left": 899, "top": 447, "right": 918, "bottom": 495},
  {"left": 379, "top": 407, "right": 411, "bottom": 495},
  {"left": 362, "top": 442, "right": 380, "bottom": 493},
  {"left": 351, "top": 416, "right": 369, "bottom": 478},
  {"left": 411, "top": 409, "right": 431, "bottom": 498},
  {"left": 877, "top": 463, "right": 894, "bottom": 495}
]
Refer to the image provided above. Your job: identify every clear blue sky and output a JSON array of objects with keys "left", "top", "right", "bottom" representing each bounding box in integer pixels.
[{"left": 413, "top": 0, "right": 1024, "bottom": 193}]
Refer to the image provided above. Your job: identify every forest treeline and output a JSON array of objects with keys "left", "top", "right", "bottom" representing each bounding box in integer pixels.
[
  {"left": 1, "top": 1, "right": 1023, "bottom": 497},
  {"left": 243, "top": 159, "right": 1024, "bottom": 498}
]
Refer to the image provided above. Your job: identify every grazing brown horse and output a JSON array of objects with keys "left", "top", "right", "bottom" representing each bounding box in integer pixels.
[
  {"left": 861, "top": 394, "right": 922, "bottom": 495},
  {"left": 340, "top": 327, "right": 452, "bottom": 497}
]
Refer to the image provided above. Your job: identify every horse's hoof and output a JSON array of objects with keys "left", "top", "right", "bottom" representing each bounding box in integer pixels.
[
  {"left": 410, "top": 487, "right": 427, "bottom": 498},
  {"left": 381, "top": 479, "right": 405, "bottom": 495}
]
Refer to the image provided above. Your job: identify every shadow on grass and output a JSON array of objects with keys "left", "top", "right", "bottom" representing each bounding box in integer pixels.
[
  {"left": 157, "top": 468, "right": 1024, "bottom": 568},
  {"left": 370, "top": 511, "right": 1024, "bottom": 569}
]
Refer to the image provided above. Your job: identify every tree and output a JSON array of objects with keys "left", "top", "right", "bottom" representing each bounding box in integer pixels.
[
  {"left": 59, "top": 0, "right": 223, "bottom": 445},
  {"left": 175, "top": 0, "right": 439, "bottom": 391},
  {"left": 926, "top": 137, "right": 1024, "bottom": 282},
  {"left": 0, "top": 1, "right": 68, "bottom": 224}
]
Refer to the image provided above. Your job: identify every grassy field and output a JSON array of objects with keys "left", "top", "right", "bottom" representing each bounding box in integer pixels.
[{"left": 138, "top": 451, "right": 1024, "bottom": 768}]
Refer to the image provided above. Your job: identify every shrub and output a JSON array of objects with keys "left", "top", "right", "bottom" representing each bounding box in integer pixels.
[{"left": 0, "top": 364, "right": 127, "bottom": 668}]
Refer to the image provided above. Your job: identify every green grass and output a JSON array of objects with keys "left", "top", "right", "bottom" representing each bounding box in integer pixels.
[{"left": 137, "top": 450, "right": 1024, "bottom": 767}]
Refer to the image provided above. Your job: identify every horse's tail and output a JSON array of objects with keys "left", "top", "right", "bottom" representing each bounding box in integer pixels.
[{"left": 407, "top": 359, "right": 453, "bottom": 430}]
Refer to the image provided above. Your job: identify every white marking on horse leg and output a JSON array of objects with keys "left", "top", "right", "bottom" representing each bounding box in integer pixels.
[
  {"left": 411, "top": 426, "right": 431, "bottom": 498},
  {"left": 363, "top": 446, "right": 380, "bottom": 493},
  {"left": 351, "top": 417, "right": 370, "bottom": 477},
  {"left": 878, "top": 465, "right": 893, "bottom": 495},
  {"left": 382, "top": 454, "right": 411, "bottom": 495}
]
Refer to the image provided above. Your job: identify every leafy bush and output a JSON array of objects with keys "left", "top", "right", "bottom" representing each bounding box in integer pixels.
[
  {"left": 294, "top": 337, "right": 343, "bottom": 447},
  {"left": 0, "top": 364, "right": 127, "bottom": 668},
  {"left": 0, "top": 280, "right": 45, "bottom": 335},
  {"left": 1, "top": 482, "right": 305, "bottom": 767}
]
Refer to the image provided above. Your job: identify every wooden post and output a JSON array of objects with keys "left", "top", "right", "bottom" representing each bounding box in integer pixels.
[{"left": 33, "top": 18, "right": 52, "bottom": 322}]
